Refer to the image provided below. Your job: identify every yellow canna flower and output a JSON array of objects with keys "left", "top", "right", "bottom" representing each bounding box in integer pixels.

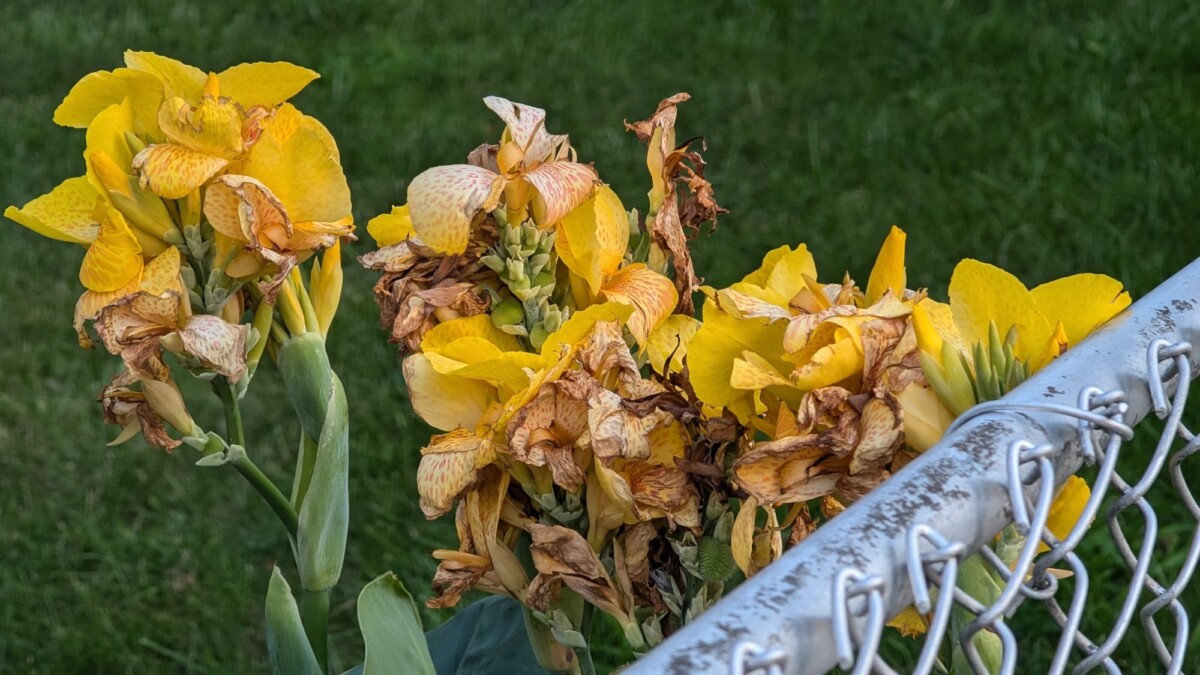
[
  {"left": 399, "top": 97, "right": 599, "bottom": 256},
  {"left": 914, "top": 259, "right": 1132, "bottom": 414}
]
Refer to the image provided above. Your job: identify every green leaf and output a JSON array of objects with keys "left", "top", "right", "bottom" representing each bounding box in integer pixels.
[
  {"left": 296, "top": 374, "right": 349, "bottom": 591},
  {"left": 265, "top": 567, "right": 322, "bottom": 675},
  {"left": 357, "top": 572, "right": 436, "bottom": 675},
  {"left": 426, "top": 596, "right": 553, "bottom": 675}
]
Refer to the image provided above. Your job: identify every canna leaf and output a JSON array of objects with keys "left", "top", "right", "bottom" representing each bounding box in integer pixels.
[
  {"left": 265, "top": 567, "right": 323, "bottom": 675},
  {"left": 357, "top": 572, "right": 436, "bottom": 675}
]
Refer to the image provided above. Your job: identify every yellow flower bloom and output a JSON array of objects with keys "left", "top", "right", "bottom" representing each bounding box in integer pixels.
[
  {"left": 914, "top": 259, "right": 1132, "bottom": 415},
  {"left": 400, "top": 97, "right": 599, "bottom": 255}
]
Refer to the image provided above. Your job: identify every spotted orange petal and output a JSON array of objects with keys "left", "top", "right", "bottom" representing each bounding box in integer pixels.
[
  {"left": 524, "top": 161, "right": 598, "bottom": 227},
  {"left": 132, "top": 144, "right": 229, "bottom": 199}
]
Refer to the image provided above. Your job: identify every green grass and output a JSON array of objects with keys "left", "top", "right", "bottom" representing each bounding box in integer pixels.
[{"left": 1, "top": 0, "right": 1199, "bottom": 672}]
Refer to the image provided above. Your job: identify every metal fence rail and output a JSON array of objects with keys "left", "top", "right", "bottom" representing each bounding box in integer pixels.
[{"left": 628, "top": 258, "right": 1200, "bottom": 675}]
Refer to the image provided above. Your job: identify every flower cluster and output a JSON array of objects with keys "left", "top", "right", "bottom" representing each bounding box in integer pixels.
[
  {"left": 362, "top": 94, "right": 730, "bottom": 656},
  {"left": 366, "top": 93, "right": 1135, "bottom": 661},
  {"left": 6, "top": 51, "right": 353, "bottom": 450}
]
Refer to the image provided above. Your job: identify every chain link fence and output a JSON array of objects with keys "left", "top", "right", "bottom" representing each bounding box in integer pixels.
[{"left": 628, "top": 260, "right": 1200, "bottom": 675}]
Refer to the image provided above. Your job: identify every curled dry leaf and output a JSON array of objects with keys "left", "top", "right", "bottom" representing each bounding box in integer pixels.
[{"left": 527, "top": 523, "right": 627, "bottom": 620}]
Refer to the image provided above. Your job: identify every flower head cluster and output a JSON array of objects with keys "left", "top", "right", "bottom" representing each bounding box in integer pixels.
[
  {"left": 362, "top": 95, "right": 729, "bottom": 651},
  {"left": 7, "top": 51, "right": 353, "bottom": 450}
]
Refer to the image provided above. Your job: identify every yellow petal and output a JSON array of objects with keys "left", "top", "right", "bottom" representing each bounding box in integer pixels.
[
  {"left": 524, "top": 161, "right": 599, "bottom": 227},
  {"left": 556, "top": 185, "right": 627, "bottom": 295},
  {"left": 54, "top": 68, "right": 162, "bottom": 133},
  {"left": 1030, "top": 274, "right": 1131, "bottom": 348},
  {"left": 714, "top": 287, "right": 794, "bottom": 321},
  {"left": 689, "top": 300, "right": 789, "bottom": 420},
  {"left": 132, "top": 144, "right": 229, "bottom": 200},
  {"left": 762, "top": 244, "right": 818, "bottom": 304},
  {"left": 123, "top": 51, "right": 206, "bottom": 102},
  {"left": 404, "top": 353, "right": 497, "bottom": 432},
  {"left": 5, "top": 176, "right": 100, "bottom": 243},
  {"left": 600, "top": 264, "right": 677, "bottom": 346},
  {"left": 422, "top": 314, "right": 524, "bottom": 355},
  {"left": 731, "top": 497, "right": 759, "bottom": 577},
  {"left": 896, "top": 381, "right": 954, "bottom": 452},
  {"left": 646, "top": 315, "right": 700, "bottom": 376},
  {"left": 416, "top": 429, "right": 494, "bottom": 518},
  {"left": 865, "top": 226, "right": 907, "bottom": 305},
  {"left": 912, "top": 298, "right": 963, "bottom": 361},
  {"left": 85, "top": 99, "right": 137, "bottom": 196},
  {"left": 949, "top": 259, "right": 1051, "bottom": 366},
  {"left": 79, "top": 206, "right": 143, "bottom": 292},
  {"left": 406, "top": 165, "right": 501, "bottom": 255},
  {"left": 888, "top": 606, "right": 928, "bottom": 637},
  {"left": 539, "top": 302, "right": 635, "bottom": 360},
  {"left": 366, "top": 205, "right": 414, "bottom": 247},
  {"left": 1042, "top": 475, "right": 1091, "bottom": 552},
  {"left": 215, "top": 61, "right": 319, "bottom": 109},
  {"left": 730, "top": 351, "right": 792, "bottom": 390},
  {"left": 789, "top": 331, "right": 863, "bottom": 390},
  {"left": 238, "top": 113, "right": 352, "bottom": 225}
]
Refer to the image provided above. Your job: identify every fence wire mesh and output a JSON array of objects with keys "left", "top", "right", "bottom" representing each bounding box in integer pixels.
[{"left": 629, "top": 265, "right": 1200, "bottom": 675}]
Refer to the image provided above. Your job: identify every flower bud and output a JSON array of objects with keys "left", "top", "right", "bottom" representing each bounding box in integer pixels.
[{"left": 140, "top": 378, "right": 198, "bottom": 436}]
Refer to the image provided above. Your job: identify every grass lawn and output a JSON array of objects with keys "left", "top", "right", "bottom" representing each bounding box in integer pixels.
[{"left": 2, "top": 0, "right": 1199, "bottom": 672}]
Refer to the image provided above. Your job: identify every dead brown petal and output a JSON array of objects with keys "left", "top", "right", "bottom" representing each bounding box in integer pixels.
[{"left": 527, "top": 523, "right": 626, "bottom": 619}]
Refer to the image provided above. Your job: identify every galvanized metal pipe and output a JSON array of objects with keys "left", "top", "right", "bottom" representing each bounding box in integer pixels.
[{"left": 627, "top": 259, "right": 1200, "bottom": 675}]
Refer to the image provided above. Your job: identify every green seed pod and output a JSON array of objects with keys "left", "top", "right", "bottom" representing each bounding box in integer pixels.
[
  {"left": 696, "top": 536, "right": 736, "bottom": 584},
  {"left": 490, "top": 297, "right": 526, "bottom": 328}
]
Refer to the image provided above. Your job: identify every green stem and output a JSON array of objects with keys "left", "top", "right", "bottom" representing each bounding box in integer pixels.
[
  {"left": 301, "top": 588, "right": 330, "bottom": 671},
  {"left": 213, "top": 379, "right": 299, "bottom": 538},
  {"left": 576, "top": 602, "right": 596, "bottom": 675}
]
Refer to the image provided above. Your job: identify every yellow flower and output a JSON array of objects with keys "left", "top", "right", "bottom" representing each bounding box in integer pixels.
[
  {"left": 915, "top": 259, "right": 1132, "bottom": 414},
  {"left": 202, "top": 103, "right": 354, "bottom": 284},
  {"left": 690, "top": 227, "right": 915, "bottom": 423},
  {"left": 400, "top": 97, "right": 599, "bottom": 255}
]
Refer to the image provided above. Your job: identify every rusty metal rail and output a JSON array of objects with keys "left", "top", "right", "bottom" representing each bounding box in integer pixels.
[{"left": 627, "top": 259, "right": 1200, "bottom": 675}]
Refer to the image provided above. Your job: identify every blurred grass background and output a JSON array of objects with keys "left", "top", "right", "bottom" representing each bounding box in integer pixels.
[{"left": 2, "top": 0, "right": 1199, "bottom": 672}]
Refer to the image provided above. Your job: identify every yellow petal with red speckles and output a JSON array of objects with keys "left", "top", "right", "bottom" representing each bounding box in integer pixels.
[
  {"left": 80, "top": 206, "right": 142, "bottom": 292},
  {"left": 5, "top": 176, "right": 100, "bottom": 244},
  {"left": 157, "top": 95, "right": 244, "bottom": 159},
  {"left": 139, "top": 247, "right": 181, "bottom": 296},
  {"left": 176, "top": 315, "right": 249, "bottom": 382},
  {"left": 132, "top": 144, "right": 229, "bottom": 199},
  {"left": 525, "top": 161, "right": 598, "bottom": 227},
  {"left": 216, "top": 61, "right": 319, "bottom": 109},
  {"left": 600, "top": 264, "right": 677, "bottom": 347},
  {"left": 406, "top": 164, "right": 502, "bottom": 255},
  {"left": 416, "top": 429, "right": 493, "bottom": 518},
  {"left": 483, "top": 96, "right": 555, "bottom": 161}
]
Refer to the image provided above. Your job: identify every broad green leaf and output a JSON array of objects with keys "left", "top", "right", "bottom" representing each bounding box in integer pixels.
[
  {"left": 265, "top": 567, "right": 322, "bottom": 675},
  {"left": 296, "top": 374, "right": 349, "bottom": 591},
  {"left": 357, "top": 572, "right": 436, "bottom": 675}
]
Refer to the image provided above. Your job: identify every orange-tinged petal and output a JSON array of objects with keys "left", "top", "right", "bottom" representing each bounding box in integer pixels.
[
  {"left": 525, "top": 161, "right": 599, "bottom": 227},
  {"left": 600, "top": 264, "right": 677, "bottom": 346},
  {"left": 865, "top": 226, "right": 907, "bottom": 306},
  {"left": 1030, "top": 274, "right": 1131, "bottom": 348},
  {"left": 406, "top": 165, "right": 500, "bottom": 255},
  {"left": 731, "top": 497, "right": 759, "bottom": 577},
  {"left": 403, "top": 353, "right": 497, "bottom": 432},
  {"left": 730, "top": 351, "right": 792, "bottom": 390},
  {"left": 5, "top": 176, "right": 100, "bottom": 244},
  {"left": 557, "top": 185, "right": 627, "bottom": 295},
  {"left": 139, "top": 246, "right": 182, "bottom": 295},
  {"left": 366, "top": 205, "right": 414, "bottom": 247},
  {"left": 203, "top": 174, "right": 291, "bottom": 249},
  {"left": 416, "top": 429, "right": 494, "bottom": 518},
  {"left": 80, "top": 206, "right": 143, "bottom": 292},
  {"left": 888, "top": 606, "right": 928, "bottom": 637},
  {"left": 123, "top": 51, "right": 206, "bottom": 102},
  {"left": 215, "top": 61, "right": 319, "bottom": 109},
  {"left": 54, "top": 68, "right": 162, "bottom": 133},
  {"left": 949, "top": 259, "right": 1051, "bottom": 366},
  {"left": 132, "top": 144, "right": 229, "bottom": 200}
]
